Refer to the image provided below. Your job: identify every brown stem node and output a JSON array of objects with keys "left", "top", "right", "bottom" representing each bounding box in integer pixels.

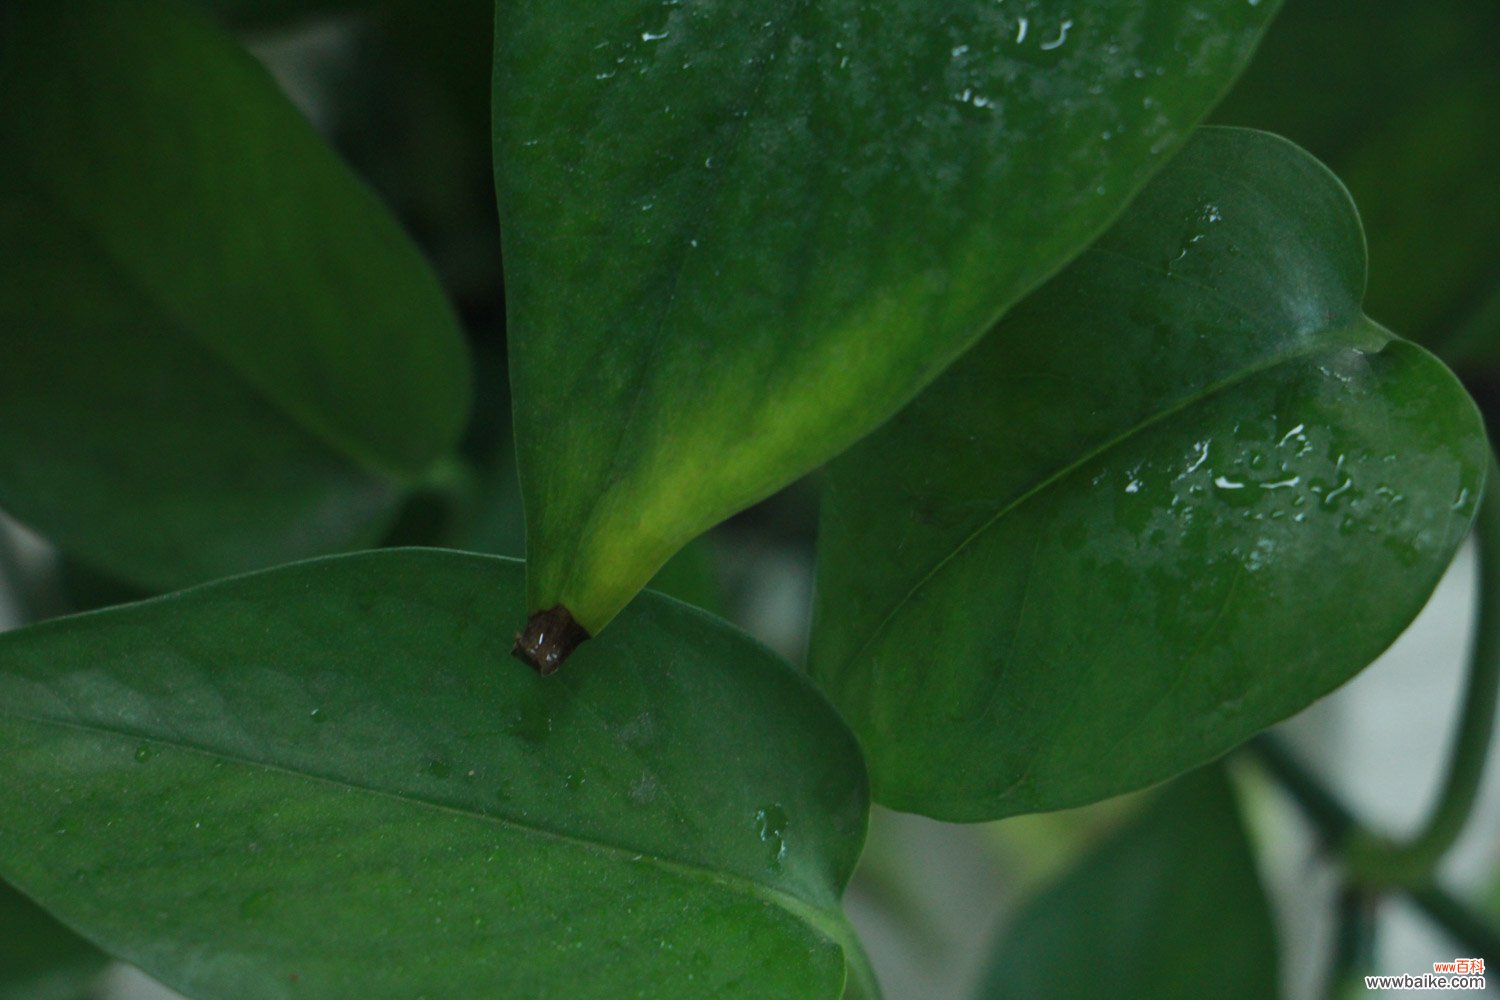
[{"left": 511, "top": 605, "right": 590, "bottom": 676}]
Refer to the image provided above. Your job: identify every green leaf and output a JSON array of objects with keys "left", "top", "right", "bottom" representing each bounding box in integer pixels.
[
  {"left": 975, "top": 767, "right": 1278, "bottom": 1000},
  {"left": 195, "top": 0, "right": 372, "bottom": 30},
  {"left": 809, "top": 127, "right": 1487, "bottom": 820},
  {"left": 1212, "top": 0, "right": 1500, "bottom": 366},
  {"left": 0, "top": 0, "right": 471, "bottom": 593},
  {"left": 496, "top": 0, "right": 1281, "bottom": 634},
  {"left": 0, "top": 550, "right": 874, "bottom": 1000},
  {"left": 424, "top": 345, "right": 729, "bottom": 615},
  {"left": 0, "top": 880, "right": 108, "bottom": 1000},
  {"left": 336, "top": 0, "right": 502, "bottom": 308},
  {"left": 646, "top": 539, "right": 727, "bottom": 618}
]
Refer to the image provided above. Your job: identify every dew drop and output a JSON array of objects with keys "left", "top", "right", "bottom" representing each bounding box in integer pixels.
[
  {"left": 1322, "top": 478, "right": 1354, "bottom": 510},
  {"left": 1183, "top": 440, "right": 1212, "bottom": 474},
  {"left": 1039, "top": 19, "right": 1073, "bottom": 51},
  {"left": 134, "top": 744, "right": 155, "bottom": 764},
  {"left": 754, "top": 805, "right": 789, "bottom": 867}
]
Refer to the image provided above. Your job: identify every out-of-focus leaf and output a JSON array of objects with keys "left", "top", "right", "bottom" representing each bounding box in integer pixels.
[
  {"left": 497, "top": 0, "right": 1281, "bottom": 635},
  {"left": 328, "top": 0, "right": 501, "bottom": 308},
  {"left": 810, "top": 127, "right": 1486, "bottom": 819},
  {"left": 0, "top": 551, "right": 874, "bottom": 1000},
  {"left": 0, "top": 880, "right": 107, "bottom": 1000},
  {"left": 976, "top": 767, "right": 1278, "bottom": 1000},
  {"left": 647, "top": 539, "right": 727, "bottom": 618},
  {"left": 196, "top": 0, "right": 371, "bottom": 30},
  {"left": 0, "top": 0, "right": 471, "bottom": 592},
  {"left": 1213, "top": 0, "right": 1500, "bottom": 366}
]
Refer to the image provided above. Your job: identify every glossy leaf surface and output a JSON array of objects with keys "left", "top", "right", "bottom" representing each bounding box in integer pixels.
[
  {"left": 0, "top": 551, "right": 874, "bottom": 999},
  {"left": 976, "top": 768, "right": 1278, "bottom": 1000},
  {"left": 0, "top": 880, "right": 107, "bottom": 1000},
  {"left": 0, "top": 0, "right": 470, "bottom": 592},
  {"left": 811, "top": 127, "right": 1487, "bottom": 819},
  {"left": 496, "top": 0, "right": 1280, "bottom": 633}
]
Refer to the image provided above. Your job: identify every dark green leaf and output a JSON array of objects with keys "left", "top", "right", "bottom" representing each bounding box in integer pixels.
[
  {"left": 810, "top": 127, "right": 1486, "bottom": 819},
  {"left": 645, "top": 539, "right": 727, "bottom": 618},
  {"left": 336, "top": 0, "right": 502, "bottom": 309},
  {"left": 1213, "top": 0, "right": 1500, "bottom": 366},
  {"left": 496, "top": 0, "right": 1280, "bottom": 633},
  {"left": 0, "top": 0, "right": 471, "bottom": 592},
  {"left": 0, "top": 880, "right": 107, "bottom": 1000},
  {"left": 195, "top": 0, "right": 371, "bottom": 30},
  {"left": 976, "top": 767, "right": 1278, "bottom": 1000},
  {"left": 0, "top": 550, "right": 874, "bottom": 1000}
]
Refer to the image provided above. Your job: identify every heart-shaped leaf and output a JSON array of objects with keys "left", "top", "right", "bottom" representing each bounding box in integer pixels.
[
  {"left": 976, "top": 767, "right": 1278, "bottom": 1000},
  {"left": 496, "top": 0, "right": 1281, "bottom": 637},
  {"left": 0, "top": 0, "right": 471, "bottom": 592},
  {"left": 0, "top": 880, "right": 107, "bottom": 1000},
  {"left": 809, "top": 127, "right": 1487, "bottom": 820},
  {"left": 0, "top": 551, "right": 874, "bottom": 1000}
]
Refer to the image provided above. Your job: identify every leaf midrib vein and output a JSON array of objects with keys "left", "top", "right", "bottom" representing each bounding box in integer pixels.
[
  {"left": 4, "top": 710, "right": 850, "bottom": 945},
  {"left": 833, "top": 308, "right": 1376, "bottom": 683},
  {"left": 558, "top": 1, "right": 815, "bottom": 602}
]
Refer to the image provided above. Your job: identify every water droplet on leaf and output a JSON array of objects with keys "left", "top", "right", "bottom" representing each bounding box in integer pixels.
[{"left": 754, "top": 805, "right": 789, "bottom": 867}]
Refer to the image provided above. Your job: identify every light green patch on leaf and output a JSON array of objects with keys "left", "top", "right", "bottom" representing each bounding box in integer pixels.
[{"left": 496, "top": 0, "right": 1281, "bottom": 633}]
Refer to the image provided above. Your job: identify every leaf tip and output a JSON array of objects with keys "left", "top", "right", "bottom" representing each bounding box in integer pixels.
[{"left": 511, "top": 605, "right": 590, "bottom": 676}]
